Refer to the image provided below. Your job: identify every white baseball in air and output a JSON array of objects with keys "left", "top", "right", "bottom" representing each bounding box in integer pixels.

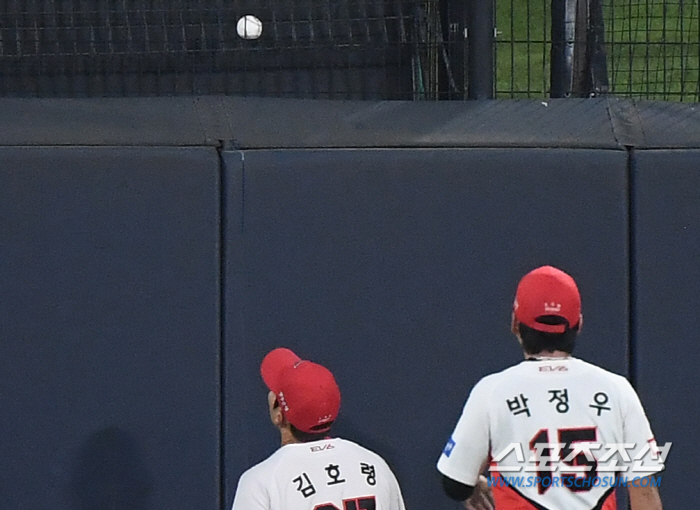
[{"left": 237, "top": 15, "right": 263, "bottom": 40}]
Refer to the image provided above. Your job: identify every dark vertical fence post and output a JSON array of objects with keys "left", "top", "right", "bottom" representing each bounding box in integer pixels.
[
  {"left": 588, "top": 0, "right": 610, "bottom": 95},
  {"left": 571, "top": 0, "right": 590, "bottom": 96},
  {"left": 467, "top": 0, "right": 494, "bottom": 99},
  {"left": 444, "top": 0, "right": 467, "bottom": 99},
  {"left": 552, "top": 0, "right": 599, "bottom": 97},
  {"left": 551, "top": 0, "right": 570, "bottom": 97}
]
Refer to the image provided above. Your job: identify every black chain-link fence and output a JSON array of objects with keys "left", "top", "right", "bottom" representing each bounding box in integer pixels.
[
  {"left": 605, "top": 0, "right": 699, "bottom": 100},
  {"left": 0, "top": 1, "right": 698, "bottom": 100},
  {"left": 495, "top": 0, "right": 699, "bottom": 100},
  {"left": 0, "top": 0, "right": 453, "bottom": 99},
  {"left": 495, "top": 0, "right": 551, "bottom": 98}
]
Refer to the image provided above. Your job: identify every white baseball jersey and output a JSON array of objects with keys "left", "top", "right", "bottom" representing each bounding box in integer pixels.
[
  {"left": 437, "top": 357, "right": 665, "bottom": 510},
  {"left": 232, "top": 437, "right": 406, "bottom": 510}
]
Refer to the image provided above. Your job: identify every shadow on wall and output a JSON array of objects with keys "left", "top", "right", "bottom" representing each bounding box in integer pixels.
[{"left": 68, "top": 427, "right": 153, "bottom": 510}]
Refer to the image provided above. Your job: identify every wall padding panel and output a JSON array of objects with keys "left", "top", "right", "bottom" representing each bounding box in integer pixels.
[
  {"left": 632, "top": 149, "right": 700, "bottom": 509},
  {"left": 224, "top": 148, "right": 629, "bottom": 510},
  {"left": 0, "top": 147, "right": 221, "bottom": 510}
]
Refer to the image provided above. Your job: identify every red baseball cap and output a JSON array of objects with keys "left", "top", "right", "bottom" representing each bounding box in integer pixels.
[
  {"left": 260, "top": 348, "right": 340, "bottom": 434},
  {"left": 514, "top": 265, "right": 581, "bottom": 334}
]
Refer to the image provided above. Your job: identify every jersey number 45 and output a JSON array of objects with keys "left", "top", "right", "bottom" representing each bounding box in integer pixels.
[{"left": 530, "top": 427, "right": 598, "bottom": 495}]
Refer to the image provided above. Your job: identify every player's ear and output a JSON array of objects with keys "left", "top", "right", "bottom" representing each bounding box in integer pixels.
[
  {"left": 271, "top": 408, "right": 285, "bottom": 428},
  {"left": 576, "top": 314, "right": 583, "bottom": 333},
  {"left": 268, "top": 391, "right": 284, "bottom": 427},
  {"left": 511, "top": 313, "right": 521, "bottom": 338}
]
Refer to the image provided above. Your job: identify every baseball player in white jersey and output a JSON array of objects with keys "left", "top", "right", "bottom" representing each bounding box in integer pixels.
[
  {"left": 231, "top": 347, "right": 406, "bottom": 510},
  {"left": 437, "top": 266, "right": 665, "bottom": 510}
]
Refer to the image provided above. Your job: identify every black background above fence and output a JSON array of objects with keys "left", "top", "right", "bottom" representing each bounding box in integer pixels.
[
  {"left": 3, "top": 1, "right": 698, "bottom": 100},
  {"left": 0, "top": 0, "right": 435, "bottom": 99}
]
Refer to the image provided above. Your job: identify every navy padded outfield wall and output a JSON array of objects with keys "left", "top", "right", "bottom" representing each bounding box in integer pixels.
[
  {"left": 223, "top": 148, "right": 630, "bottom": 510},
  {"left": 632, "top": 149, "right": 700, "bottom": 509},
  {"left": 0, "top": 147, "right": 221, "bottom": 510},
  {"left": 2, "top": 98, "right": 697, "bottom": 510}
]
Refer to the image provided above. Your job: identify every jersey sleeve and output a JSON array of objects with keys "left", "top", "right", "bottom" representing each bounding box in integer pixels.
[
  {"left": 383, "top": 460, "right": 407, "bottom": 510},
  {"left": 617, "top": 377, "right": 665, "bottom": 480},
  {"left": 436, "top": 377, "right": 492, "bottom": 486},
  {"left": 231, "top": 468, "right": 270, "bottom": 510}
]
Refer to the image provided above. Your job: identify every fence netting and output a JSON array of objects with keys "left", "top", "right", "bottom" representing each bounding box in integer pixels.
[
  {"left": 495, "top": 0, "right": 699, "bottom": 100},
  {"left": 0, "top": 0, "right": 698, "bottom": 100},
  {"left": 605, "top": 0, "right": 699, "bottom": 101},
  {"left": 0, "top": 0, "right": 453, "bottom": 99}
]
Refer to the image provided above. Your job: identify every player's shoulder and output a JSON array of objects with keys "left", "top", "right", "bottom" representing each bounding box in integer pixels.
[
  {"left": 569, "top": 358, "right": 634, "bottom": 387},
  {"left": 473, "top": 357, "right": 631, "bottom": 391},
  {"left": 253, "top": 437, "right": 394, "bottom": 470},
  {"left": 332, "top": 438, "right": 395, "bottom": 469},
  {"left": 469, "top": 362, "right": 531, "bottom": 391},
  {"left": 237, "top": 439, "right": 341, "bottom": 485},
  {"left": 457, "top": 368, "right": 516, "bottom": 407},
  {"left": 237, "top": 445, "right": 290, "bottom": 483}
]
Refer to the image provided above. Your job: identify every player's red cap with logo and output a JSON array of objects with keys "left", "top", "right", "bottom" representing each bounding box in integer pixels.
[
  {"left": 260, "top": 348, "right": 341, "bottom": 434},
  {"left": 514, "top": 265, "right": 581, "bottom": 334}
]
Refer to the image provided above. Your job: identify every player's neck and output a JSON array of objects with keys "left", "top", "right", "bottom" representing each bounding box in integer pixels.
[
  {"left": 280, "top": 428, "right": 300, "bottom": 447},
  {"left": 524, "top": 350, "right": 571, "bottom": 360}
]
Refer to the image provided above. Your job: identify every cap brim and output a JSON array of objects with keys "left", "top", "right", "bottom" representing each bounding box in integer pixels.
[{"left": 260, "top": 348, "right": 302, "bottom": 393}]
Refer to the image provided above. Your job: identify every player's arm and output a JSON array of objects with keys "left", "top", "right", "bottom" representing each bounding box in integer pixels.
[
  {"left": 443, "top": 456, "right": 494, "bottom": 510},
  {"left": 441, "top": 457, "right": 491, "bottom": 501},
  {"left": 617, "top": 377, "right": 665, "bottom": 510},
  {"left": 437, "top": 380, "right": 493, "bottom": 509},
  {"left": 378, "top": 456, "right": 408, "bottom": 510},
  {"left": 389, "top": 467, "right": 408, "bottom": 510},
  {"left": 442, "top": 474, "right": 494, "bottom": 510},
  {"left": 231, "top": 470, "right": 269, "bottom": 510},
  {"left": 628, "top": 478, "right": 663, "bottom": 510},
  {"left": 442, "top": 473, "right": 474, "bottom": 500}
]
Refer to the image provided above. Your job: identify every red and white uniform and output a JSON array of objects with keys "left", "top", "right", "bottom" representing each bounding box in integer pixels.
[
  {"left": 437, "top": 357, "right": 665, "bottom": 510},
  {"left": 232, "top": 437, "right": 406, "bottom": 510}
]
